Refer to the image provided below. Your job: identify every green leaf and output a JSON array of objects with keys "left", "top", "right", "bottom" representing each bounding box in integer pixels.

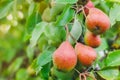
[
  {"left": 95, "top": 38, "right": 108, "bottom": 51},
  {"left": 0, "top": 48, "right": 16, "bottom": 62},
  {"left": 16, "top": 68, "right": 29, "bottom": 80},
  {"left": 97, "top": 68, "right": 119, "bottom": 80},
  {"left": 68, "top": 18, "right": 82, "bottom": 44},
  {"left": 25, "top": 12, "right": 41, "bottom": 35},
  {"left": 37, "top": 50, "right": 54, "bottom": 66},
  {"left": 55, "top": 0, "right": 78, "bottom": 4},
  {"left": 86, "top": 72, "right": 95, "bottom": 80},
  {"left": 116, "top": 72, "right": 120, "bottom": 80},
  {"left": 40, "top": 63, "right": 51, "bottom": 79},
  {"left": 105, "top": 50, "right": 120, "bottom": 67},
  {"left": 50, "top": 3, "right": 66, "bottom": 20},
  {"left": 99, "top": 0, "right": 110, "bottom": 14},
  {"left": 28, "top": 2, "right": 36, "bottom": 16},
  {"left": 109, "top": 3, "right": 120, "bottom": 26},
  {"left": 44, "top": 23, "right": 66, "bottom": 47},
  {"left": 30, "top": 22, "right": 48, "bottom": 48},
  {"left": 24, "top": 4, "right": 41, "bottom": 41},
  {"left": 106, "top": 0, "right": 120, "bottom": 3},
  {"left": 99, "top": 50, "right": 120, "bottom": 69},
  {"left": 0, "top": 1, "right": 13, "bottom": 19},
  {"left": 38, "top": 34, "right": 48, "bottom": 51},
  {"left": 31, "top": 48, "right": 55, "bottom": 74},
  {"left": 56, "top": 5, "right": 75, "bottom": 26},
  {"left": 8, "top": 57, "right": 23, "bottom": 73},
  {"left": 26, "top": 45, "right": 34, "bottom": 62},
  {"left": 52, "top": 67, "right": 74, "bottom": 80}
]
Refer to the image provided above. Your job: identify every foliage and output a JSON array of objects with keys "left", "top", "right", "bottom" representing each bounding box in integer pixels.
[{"left": 0, "top": 0, "right": 120, "bottom": 80}]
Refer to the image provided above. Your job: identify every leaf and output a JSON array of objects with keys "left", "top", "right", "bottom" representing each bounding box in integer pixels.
[
  {"left": 16, "top": 69, "right": 29, "bottom": 80},
  {"left": 55, "top": 5, "right": 75, "bottom": 26},
  {"left": 97, "top": 68, "right": 119, "bottom": 80},
  {"left": 40, "top": 63, "right": 51, "bottom": 79},
  {"left": 25, "top": 12, "right": 41, "bottom": 39},
  {"left": 50, "top": 3, "right": 66, "bottom": 20},
  {"left": 55, "top": 0, "right": 78, "bottom": 4},
  {"left": 105, "top": 50, "right": 120, "bottom": 67},
  {"left": 37, "top": 50, "right": 54, "bottom": 66},
  {"left": 24, "top": 3, "right": 41, "bottom": 41},
  {"left": 95, "top": 38, "right": 108, "bottom": 51},
  {"left": 86, "top": 72, "right": 95, "bottom": 80},
  {"left": 28, "top": 2, "right": 36, "bottom": 16},
  {"left": 109, "top": 3, "right": 120, "bottom": 26},
  {"left": 116, "top": 72, "right": 120, "bottom": 80},
  {"left": 0, "top": 1, "right": 13, "bottom": 19},
  {"left": 44, "top": 23, "right": 66, "bottom": 47},
  {"left": 38, "top": 34, "right": 48, "bottom": 51},
  {"left": 99, "top": 50, "right": 120, "bottom": 69},
  {"left": 106, "top": 0, "right": 120, "bottom": 3},
  {"left": 99, "top": 0, "right": 110, "bottom": 14},
  {"left": 26, "top": 45, "right": 34, "bottom": 62},
  {"left": 8, "top": 57, "right": 23, "bottom": 73},
  {"left": 31, "top": 48, "right": 55, "bottom": 74},
  {"left": 0, "top": 48, "right": 16, "bottom": 62},
  {"left": 52, "top": 67, "right": 74, "bottom": 80},
  {"left": 68, "top": 18, "right": 82, "bottom": 44},
  {"left": 30, "top": 22, "right": 48, "bottom": 48}
]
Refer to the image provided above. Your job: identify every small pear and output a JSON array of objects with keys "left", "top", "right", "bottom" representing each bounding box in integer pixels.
[
  {"left": 84, "top": 30, "right": 101, "bottom": 48},
  {"left": 84, "top": 0, "right": 94, "bottom": 15}
]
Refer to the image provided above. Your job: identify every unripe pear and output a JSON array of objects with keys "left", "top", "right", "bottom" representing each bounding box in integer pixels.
[
  {"left": 86, "top": 8, "right": 110, "bottom": 35},
  {"left": 53, "top": 41, "right": 77, "bottom": 71},
  {"left": 75, "top": 43, "right": 97, "bottom": 66},
  {"left": 84, "top": 0, "right": 94, "bottom": 15},
  {"left": 84, "top": 31, "right": 101, "bottom": 48}
]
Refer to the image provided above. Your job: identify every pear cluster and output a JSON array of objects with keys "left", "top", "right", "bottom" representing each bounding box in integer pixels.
[
  {"left": 84, "top": 0, "right": 110, "bottom": 48},
  {"left": 52, "top": 0, "right": 110, "bottom": 72},
  {"left": 52, "top": 41, "right": 97, "bottom": 71}
]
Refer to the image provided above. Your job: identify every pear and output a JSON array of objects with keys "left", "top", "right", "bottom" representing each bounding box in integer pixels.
[
  {"left": 86, "top": 8, "right": 110, "bottom": 35},
  {"left": 53, "top": 41, "right": 77, "bottom": 71},
  {"left": 84, "top": 0, "right": 94, "bottom": 15},
  {"left": 84, "top": 30, "right": 101, "bottom": 48},
  {"left": 75, "top": 43, "right": 97, "bottom": 66}
]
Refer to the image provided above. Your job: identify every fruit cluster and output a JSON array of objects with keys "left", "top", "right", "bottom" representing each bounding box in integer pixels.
[
  {"left": 84, "top": 0, "right": 110, "bottom": 48},
  {"left": 52, "top": 0, "right": 110, "bottom": 73}
]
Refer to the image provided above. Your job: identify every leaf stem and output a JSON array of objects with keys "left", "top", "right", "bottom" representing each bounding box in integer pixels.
[{"left": 65, "top": 24, "right": 69, "bottom": 41}]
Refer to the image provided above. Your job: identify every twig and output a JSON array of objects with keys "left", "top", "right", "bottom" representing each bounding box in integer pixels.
[
  {"left": 80, "top": 5, "right": 87, "bottom": 18},
  {"left": 85, "top": 66, "right": 93, "bottom": 72},
  {"left": 69, "top": 32, "right": 78, "bottom": 43},
  {"left": 85, "top": 73, "right": 96, "bottom": 80},
  {"left": 65, "top": 24, "right": 78, "bottom": 43},
  {"left": 74, "top": 68, "right": 80, "bottom": 74},
  {"left": 65, "top": 24, "right": 69, "bottom": 41},
  {"left": 79, "top": 73, "right": 86, "bottom": 80}
]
